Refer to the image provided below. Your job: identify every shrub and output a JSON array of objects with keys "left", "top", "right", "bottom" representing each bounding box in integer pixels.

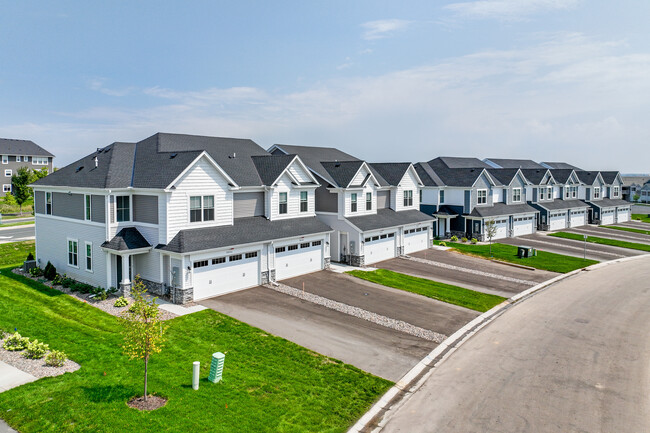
[
  {"left": 3, "top": 332, "right": 30, "bottom": 351},
  {"left": 434, "top": 236, "right": 440, "bottom": 241},
  {"left": 107, "top": 286, "right": 118, "bottom": 295},
  {"left": 114, "top": 296, "right": 129, "bottom": 307},
  {"left": 91, "top": 287, "right": 108, "bottom": 301},
  {"left": 43, "top": 261, "right": 57, "bottom": 280},
  {"left": 29, "top": 267, "right": 44, "bottom": 277},
  {"left": 450, "top": 235, "right": 458, "bottom": 242},
  {"left": 461, "top": 237, "right": 468, "bottom": 243},
  {"left": 45, "top": 350, "right": 67, "bottom": 367},
  {"left": 23, "top": 340, "right": 49, "bottom": 359},
  {"left": 52, "top": 273, "right": 63, "bottom": 286},
  {"left": 471, "top": 238, "right": 478, "bottom": 244},
  {"left": 26, "top": 252, "right": 34, "bottom": 261},
  {"left": 439, "top": 241, "right": 447, "bottom": 247}
]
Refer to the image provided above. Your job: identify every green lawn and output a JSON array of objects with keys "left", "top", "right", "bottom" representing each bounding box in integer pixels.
[
  {"left": 632, "top": 214, "right": 650, "bottom": 223},
  {"left": 0, "top": 251, "right": 390, "bottom": 432},
  {"left": 549, "top": 232, "right": 650, "bottom": 252},
  {"left": 436, "top": 241, "right": 597, "bottom": 273},
  {"left": 347, "top": 269, "right": 506, "bottom": 312},
  {"left": 0, "top": 240, "right": 34, "bottom": 267},
  {"left": 600, "top": 225, "right": 650, "bottom": 236},
  {"left": 0, "top": 221, "right": 34, "bottom": 228}
]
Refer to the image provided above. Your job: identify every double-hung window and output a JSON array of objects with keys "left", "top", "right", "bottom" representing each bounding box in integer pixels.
[
  {"left": 477, "top": 189, "right": 487, "bottom": 204},
  {"left": 1, "top": 155, "right": 7, "bottom": 164},
  {"left": 279, "top": 192, "right": 288, "bottom": 214},
  {"left": 85, "top": 195, "right": 92, "bottom": 220},
  {"left": 203, "top": 196, "right": 215, "bottom": 221},
  {"left": 439, "top": 190, "right": 445, "bottom": 204},
  {"left": 68, "top": 239, "right": 78, "bottom": 267},
  {"left": 538, "top": 187, "right": 545, "bottom": 200},
  {"left": 350, "top": 193, "right": 357, "bottom": 212},
  {"left": 613, "top": 186, "right": 619, "bottom": 197},
  {"left": 571, "top": 186, "right": 577, "bottom": 198},
  {"left": 512, "top": 188, "right": 522, "bottom": 203},
  {"left": 85, "top": 242, "right": 93, "bottom": 272},
  {"left": 46, "top": 192, "right": 52, "bottom": 214},
  {"left": 189, "top": 195, "right": 215, "bottom": 222},
  {"left": 403, "top": 190, "right": 413, "bottom": 207},
  {"left": 366, "top": 192, "right": 372, "bottom": 211},
  {"left": 116, "top": 196, "right": 130, "bottom": 222},
  {"left": 2, "top": 184, "right": 10, "bottom": 193},
  {"left": 547, "top": 187, "right": 553, "bottom": 200},
  {"left": 300, "top": 191, "right": 308, "bottom": 212},
  {"left": 594, "top": 187, "right": 600, "bottom": 199},
  {"left": 16, "top": 156, "right": 21, "bottom": 162}
]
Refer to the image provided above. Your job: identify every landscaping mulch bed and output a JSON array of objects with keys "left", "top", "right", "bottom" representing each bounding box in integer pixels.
[
  {"left": 11, "top": 268, "right": 178, "bottom": 321},
  {"left": 0, "top": 336, "right": 80, "bottom": 379},
  {"left": 127, "top": 395, "right": 168, "bottom": 411}
]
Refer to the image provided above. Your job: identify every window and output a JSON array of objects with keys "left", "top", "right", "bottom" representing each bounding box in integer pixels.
[
  {"left": 275, "top": 246, "right": 286, "bottom": 253},
  {"left": 23, "top": 156, "right": 28, "bottom": 162},
  {"left": 594, "top": 187, "right": 600, "bottom": 199},
  {"left": 190, "top": 196, "right": 202, "bottom": 222},
  {"left": 245, "top": 251, "right": 258, "bottom": 259},
  {"left": 67, "top": 239, "right": 78, "bottom": 267},
  {"left": 279, "top": 192, "right": 288, "bottom": 214},
  {"left": 193, "top": 260, "right": 208, "bottom": 268},
  {"left": 203, "top": 195, "right": 215, "bottom": 221},
  {"left": 46, "top": 192, "right": 52, "bottom": 214},
  {"left": 419, "top": 190, "right": 422, "bottom": 203},
  {"left": 387, "top": 233, "right": 395, "bottom": 238},
  {"left": 538, "top": 187, "right": 545, "bottom": 200},
  {"left": 212, "top": 257, "right": 226, "bottom": 265},
  {"left": 299, "top": 191, "right": 308, "bottom": 212},
  {"left": 372, "top": 236, "right": 379, "bottom": 241},
  {"left": 477, "top": 189, "right": 487, "bottom": 204},
  {"left": 1, "top": 155, "right": 7, "bottom": 164},
  {"left": 32, "top": 157, "right": 48, "bottom": 165},
  {"left": 403, "top": 190, "right": 413, "bottom": 207},
  {"left": 116, "top": 196, "right": 130, "bottom": 222},
  {"left": 85, "top": 242, "right": 93, "bottom": 272},
  {"left": 4, "top": 169, "right": 11, "bottom": 177},
  {"left": 350, "top": 193, "right": 357, "bottom": 212},
  {"left": 512, "top": 188, "right": 522, "bottom": 202},
  {"left": 16, "top": 156, "right": 20, "bottom": 162},
  {"left": 2, "top": 184, "right": 10, "bottom": 193},
  {"left": 380, "top": 234, "right": 387, "bottom": 239},
  {"left": 366, "top": 192, "right": 372, "bottom": 211},
  {"left": 300, "top": 242, "right": 310, "bottom": 248},
  {"left": 288, "top": 244, "right": 298, "bottom": 251},
  {"left": 311, "top": 240, "right": 322, "bottom": 247},
  {"left": 572, "top": 186, "right": 577, "bottom": 198},
  {"left": 439, "top": 190, "right": 445, "bottom": 204},
  {"left": 565, "top": 187, "right": 570, "bottom": 198},
  {"left": 85, "top": 195, "right": 92, "bottom": 220},
  {"left": 613, "top": 186, "right": 620, "bottom": 197},
  {"left": 364, "top": 237, "right": 371, "bottom": 242},
  {"left": 547, "top": 187, "right": 553, "bottom": 200},
  {"left": 229, "top": 254, "right": 242, "bottom": 262}
]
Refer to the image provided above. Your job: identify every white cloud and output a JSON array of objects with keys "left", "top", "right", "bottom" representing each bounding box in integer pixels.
[
  {"left": 5, "top": 32, "right": 650, "bottom": 172},
  {"left": 361, "top": 19, "right": 412, "bottom": 40},
  {"left": 444, "top": 0, "right": 580, "bottom": 21},
  {"left": 87, "top": 77, "right": 133, "bottom": 97}
]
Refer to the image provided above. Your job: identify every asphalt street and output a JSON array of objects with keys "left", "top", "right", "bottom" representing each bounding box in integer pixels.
[
  {"left": 381, "top": 255, "right": 650, "bottom": 433},
  {"left": 0, "top": 224, "right": 35, "bottom": 243}
]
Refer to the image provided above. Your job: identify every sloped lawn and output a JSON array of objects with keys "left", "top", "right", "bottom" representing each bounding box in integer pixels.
[
  {"left": 0, "top": 267, "right": 391, "bottom": 433},
  {"left": 0, "top": 240, "right": 34, "bottom": 267}
]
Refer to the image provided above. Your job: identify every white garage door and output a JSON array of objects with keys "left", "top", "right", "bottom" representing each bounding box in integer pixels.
[
  {"left": 570, "top": 210, "right": 586, "bottom": 227},
  {"left": 276, "top": 240, "right": 323, "bottom": 281},
  {"left": 364, "top": 232, "right": 396, "bottom": 264},
  {"left": 601, "top": 209, "right": 615, "bottom": 225},
  {"left": 404, "top": 227, "right": 429, "bottom": 255},
  {"left": 617, "top": 208, "right": 630, "bottom": 223},
  {"left": 513, "top": 216, "right": 534, "bottom": 237},
  {"left": 193, "top": 251, "right": 260, "bottom": 301},
  {"left": 549, "top": 212, "right": 567, "bottom": 231},
  {"left": 492, "top": 218, "right": 509, "bottom": 240}
]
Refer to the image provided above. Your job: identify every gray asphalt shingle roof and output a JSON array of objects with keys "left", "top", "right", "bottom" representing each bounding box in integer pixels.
[
  {"left": 0, "top": 138, "right": 54, "bottom": 157},
  {"left": 157, "top": 216, "right": 332, "bottom": 254},
  {"left": 468, "top": 203, "right": 539, "bottom": 218},
  {"left": 549, "top": 169, "right": 577, "bottom": 184},
  {"left": 599, "top": 171, "right": 620, "bottom": 184},
  {"left": 101, "top": 227, "right": 151, "bottom": 251},
  {"left": 251, "top": 154, "right": 298, "bottom": 185},
  {"left": 320, "top": 161, "right": 366, "bottom": 188},
  {"left": 541, "top": 162, "right": 582, "bottom": 170},
  {"left": 486, "top": 169, "right": 525, "bottom": 186},
  {"left": 370, "top": 163, "right": 412, "bottom": 186},
  {"left": 574, "top": 170, "right": 600, "bottom": 185},
  {"left": 271, "top": 144, "right": 361, "bottom": 187},
  {"left": 484, "top": 158, "right": 544, "bottom": 169},
  {"left": 346, "top": 209, "right": 434, "bottom": 232},
  {"left": 414, "top": 162, "right": 445, "bottom": 187},
  {"left": 428, "top": 157, "right": 491, "bottom": 169},
  {"left": 588, "top": 198, "right": 630, "bottom": 208},
  {"left": 520, "top": 168, "right": 551, "bottom": 185},
  {"left": 429, "top": 166, "right": 488, "bottom": 187},
  {"left": 533, "top": 199, "right": 589, "bottom": 211}
]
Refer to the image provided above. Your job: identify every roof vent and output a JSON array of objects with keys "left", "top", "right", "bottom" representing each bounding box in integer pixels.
[
  {"left": 335, "top": 163, "right": 341, "bottom": 167},
  {"left": 96, "top": 148, "right": 103, "bottom": 154},
  {"left": 229, "top": 152, "right": 237, "bottom": 159},
  {"left": 75, "top": 166, "right": 84, "bottom": 173},
  {"left": 170, "top": 153, "right": 178, "bottom": 159},
  {"left": 94, "top": 156, "right": 98, "bottom": 168}
]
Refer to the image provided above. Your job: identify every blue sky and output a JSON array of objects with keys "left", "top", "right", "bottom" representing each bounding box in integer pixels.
[{"left": 1, "top": 0, "right": 649, "bottom": 172}]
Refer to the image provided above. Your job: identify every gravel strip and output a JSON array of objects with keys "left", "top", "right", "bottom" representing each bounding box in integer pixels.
[
  {"left": 264, "top": 283, "right": 447, "bottom": 343},
  {"left": 404, "top": 256, "right": 538, "bottom": 286},
  {"left": 0, "top": 337, "right": 80, "bottom": 379},
  {"left": 11, "top": 269, "right": 178, "bottom": 321}
]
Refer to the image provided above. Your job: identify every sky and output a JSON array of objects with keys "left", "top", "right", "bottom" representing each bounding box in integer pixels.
[{"left": 1, "top": 0, "right": 649, "bottom": 172}]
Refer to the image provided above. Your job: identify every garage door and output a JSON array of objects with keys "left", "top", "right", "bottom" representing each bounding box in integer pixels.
[
  {"left": 549, "top": 212, "right": 567, "bottom": 231},
  {"left": 193, "top": 251, "right": 260, "bottom": 301},
  {"left": 601, "top": 209, "right": 615, "bottom": 225},
  {"left": 364, "top": 232, "right": 396, "bottom": 264},
  {"left": 404, "top": 227, "right": 429, "bottom": 255},
  {"left": 276, "top": 240, "right": 323, "bottom": 281},
  {"left": 513, "top": 216, "right": 534, "bottom": 237},
  {"left": 491, "top": 218, "right": 509, "bottom": 240},
  {"left": 570, "top": 210, "right": 586, "bottom": 227},
  {"left": 617, "top": 208, "right": 630, "bottom": 223}
]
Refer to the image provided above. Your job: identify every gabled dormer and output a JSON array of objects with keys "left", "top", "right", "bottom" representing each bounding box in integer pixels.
[
  {"left": 550, "top": 169, "right": 582, "bottom": 200},
  {"left": 521, "top": 168, "right": 556, "bottom": 203},
  {"left": 487, "top": 169, "right": 530, "bottom": 205},
  {"left": 600, "top": 171, "right": 623, "bottom": 198},
  {"left": 575, "top": 171, "right": 605, "bottom": 201},
  {"left": 370, "top": 163, "right": 424, "bottom": 212},
  {"left": 319, "top": 161, "right": 382, "bottom": 218}
]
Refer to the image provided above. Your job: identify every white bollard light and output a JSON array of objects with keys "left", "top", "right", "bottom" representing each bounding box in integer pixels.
[{"left": 192, "top": 361, "right": 200, "bottom": 390}]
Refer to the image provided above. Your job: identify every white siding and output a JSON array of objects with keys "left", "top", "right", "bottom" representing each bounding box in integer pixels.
[
  {"left": 493, "top": 188, "right": 503, "bottom": 203},
  {"left": 421, "top": 187, "right": 439, "bottom": 205},
  {"left": 288, "top": 162, "right": 312, "bottom": 184},
  {"left": 269, "top": 174, "right": 316, "bottom": 221},
  {"left": 166, "top": 157, "right": 233, "bottom": 242},
  {"left": 395, "top": 169, "right": 419, "bottom": 212},
  {"left": 444, "top": 188, "right": 466, "bottom": 206},
  {"left": 351, "top": 165, "right": 371, "bottom": 186},
  {"left": 343, "top": 183, "right": 377, "bottom": 218}
]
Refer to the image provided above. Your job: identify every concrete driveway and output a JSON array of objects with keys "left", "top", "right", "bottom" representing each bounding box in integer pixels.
[
  {"left": 500, "top": 233, "right": 644, "bottom": 261},
  {"left": 564, "top": 225, "right": 650, "bottom": 244},
  {"left": 376, "top": 250, "right": 556, "bottom": 298}
]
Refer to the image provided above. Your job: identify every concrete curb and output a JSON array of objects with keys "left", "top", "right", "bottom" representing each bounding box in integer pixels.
[
  {"left": 347, "top": 253, "right": 650, "bottom": 433},
  {"left": 0, "top": 224, "right": 34, "bottom": 232}
]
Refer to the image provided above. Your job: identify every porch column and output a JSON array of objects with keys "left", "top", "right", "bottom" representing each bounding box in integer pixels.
[
  {"left": 105, "top": 253, "right": 112, "bottom": 292},
  {"left": 120, "top": 253, "right": 132, "bottom": 298}
]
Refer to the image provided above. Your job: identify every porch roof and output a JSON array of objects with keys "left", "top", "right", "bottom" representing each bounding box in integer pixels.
[
  {"left": 467, "top": 203, "right": 538, "bottom": 218},
  {"left": 534, "top": 199, "right": 589, "bottom": 211},
  {"left": 588, "top": 198, "right": 631, "bottom": 209},
  {"left": 346, "top": 209, "right": 435, "bottom": 232},
  {"left": 101, "top": 227, "right": 151, "bottom": 251}
]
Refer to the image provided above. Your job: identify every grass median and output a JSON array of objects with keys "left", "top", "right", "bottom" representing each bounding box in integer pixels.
[
  {"left": 435, "top": 241, "right": 597, "bottom": 273},
  {"left": 600, "top": 225, "right": 650, "bottom": 236},
  {"left": 347, "top": 268, "right": 506, "bottom": 312},
  {"left": 0, "top": 244, "right": 390, "bottom": 433},
  {"left": 632, "top": 214, "right": 650, "bottom": 223},
  {"left": 549, "top": 232, "right": 650, "bottom": 252}
]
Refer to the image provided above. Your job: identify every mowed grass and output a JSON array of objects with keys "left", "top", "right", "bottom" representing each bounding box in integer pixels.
[
  {"left": 0, "top": 240, "right": 34, "bottom": 267},
  {"left": 347, "top": 269, "right": 506, "bottom": 312},
  {"left": 601, "top": 225, "right": 650, "bottom": 236},
  {"left": 0, "top": 263, "right": 390, "bottom": 432},
  {"left": 436, "top": 241, "right": 597, "bottom": 273},
  {"left": 550, "top": 232, "right": 650, "bottom": 252},
  {"left": 0, "top": 221, "right": 35, "bottom": 228},
  {"left": 632, "top": 214, "right": 650, "bottom": 223}
]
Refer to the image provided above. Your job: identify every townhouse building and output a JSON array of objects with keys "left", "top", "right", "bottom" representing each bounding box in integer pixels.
[
  {"left": 1, "top": 138, "right": 54, "bottom": 196},
  {"left": 31, "top": 133, "right": 333, "bottom": 304},
  {"left": 269, "top": 145, "right": 435, "bottom": 266},
  {"left": 575, "top": 170, "right": 630, "bottom": 224}
]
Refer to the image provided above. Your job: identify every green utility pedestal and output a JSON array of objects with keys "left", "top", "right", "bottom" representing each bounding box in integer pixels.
[{"left": 208, "top": 352, "right": 225, "bottom": 383}]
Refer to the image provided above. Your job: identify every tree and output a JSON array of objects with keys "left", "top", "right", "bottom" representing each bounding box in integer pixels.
[
  {"left": 2, "top": 192, "right": 17, "bottom": 206},
  {"left": 484, "top": 219, "right": 498, "bottom": 257},
  {"left": 11, "top": 167, "right": 35, "bottom": 215},
  {"left": 32, "top": 166, "right": 49, "bottom": 181},
  {"left": 120, "top": 276, "right": 167, "bottom": 402},
  {"left": 633, "top": 194, "right": 640, "bottom": 203}
]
